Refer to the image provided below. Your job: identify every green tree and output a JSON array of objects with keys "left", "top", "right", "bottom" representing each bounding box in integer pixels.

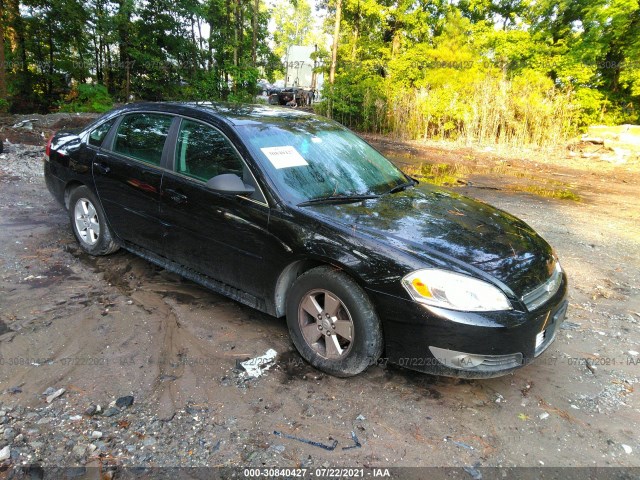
[{"left": 272, "top": 0, "right": 319, "bottom": 60}]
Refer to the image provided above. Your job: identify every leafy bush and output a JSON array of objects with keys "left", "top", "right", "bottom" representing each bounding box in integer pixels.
[
  {"left": 58, "top": 84, "right": 113, "bottom": 113},
  {"left": 319, "top": 64, "right": 388, "bottom": 133},
  {"left": 320, "top": 63, "right": 578, "bottom": 146}
]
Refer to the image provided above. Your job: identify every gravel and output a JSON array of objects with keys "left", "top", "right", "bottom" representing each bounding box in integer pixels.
[{"left": 0, "top": 144, "right": 46, "bottom": 183}]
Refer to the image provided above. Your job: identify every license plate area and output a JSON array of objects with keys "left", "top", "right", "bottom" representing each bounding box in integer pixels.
[{"left": 534, "top": 301, "right": 568, "bottom": 357}]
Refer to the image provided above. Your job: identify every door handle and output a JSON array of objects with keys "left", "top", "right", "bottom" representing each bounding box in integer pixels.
[
  {"left": 93, "top": 162, "right": 110, "bottom": 175},
  {"left": 164, "top": 188, "right": 188, "bottom": 204}
]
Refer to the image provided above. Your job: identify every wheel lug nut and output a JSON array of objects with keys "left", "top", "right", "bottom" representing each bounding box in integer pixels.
[
  {"left": 317, "top": 314, "right": 322, "bottom": 320},
  {"left": 318, "top": 325, "right": 323, "bottom": 330}
]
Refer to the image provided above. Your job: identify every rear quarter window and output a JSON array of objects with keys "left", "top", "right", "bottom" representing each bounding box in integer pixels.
[{"left": 88, "top": 119, "right": 115, "bottom": 147}]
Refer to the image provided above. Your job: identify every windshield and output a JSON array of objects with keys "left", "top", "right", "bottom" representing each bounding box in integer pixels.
[{"left": 236, "top": 118, "right": 408, "bottom": 204}]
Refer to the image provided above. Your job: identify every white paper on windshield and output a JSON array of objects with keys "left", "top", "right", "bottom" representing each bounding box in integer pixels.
[{"left": 261, "top": 146, "right": 308, "bottom": 169}]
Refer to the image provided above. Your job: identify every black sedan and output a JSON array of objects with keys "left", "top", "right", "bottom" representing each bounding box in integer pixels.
[{"left": 44, "top": 102, "right": 568, "bottom": 378}]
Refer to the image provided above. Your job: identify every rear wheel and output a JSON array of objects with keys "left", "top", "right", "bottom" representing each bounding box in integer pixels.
[
  {"left": 286, "top": 266, "right": 383, "bottom": 377},
  {"left": 68, "top": 186, "right": 119, "bottom": 256}
]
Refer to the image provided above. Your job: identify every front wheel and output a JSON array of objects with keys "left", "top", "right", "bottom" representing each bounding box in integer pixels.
[
  {"left": 286, "top": 266, "right": 383, "bottom": 377},
  {"left": 68, "top": 186, "right": 119, "bottom": 256}
]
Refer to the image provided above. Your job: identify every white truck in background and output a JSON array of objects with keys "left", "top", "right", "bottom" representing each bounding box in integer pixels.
[{"left": 270, "top": 45, "right": 323, "bottom": 107}]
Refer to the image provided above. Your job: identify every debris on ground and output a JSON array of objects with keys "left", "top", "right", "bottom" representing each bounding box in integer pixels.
[
  {"left": 0, "top": 112, "right": 98, "bottom": 147},
  {"left": 115, "top": 396, "right": 135, "bottom": 408},
  {"left": 445, "top": 437, "right": 474, "bottom": 450},
  {"left": 45, "top": 388, "right": 65, "bottom": 404},
  {"left": 103, "top": 407, "right": 120, "bottom": 417},
  {"left": 463, "top": 465, "right": 483, "bottom": 480},
  {"left": 0, "top": 445, "right": 11, "bottom": 461},
  {"left": 574, "top": 376, "right": 637, "bottom": 413},
  {"left": 84, "top": 405, "right": 97, "bottom": 416},
  {"left": 12, "top": 119, "right": 38, "bottom": 130},
  {"left": 341, "top": 431, "right": 362, "bottom": 450},
  {"left": 241, "top": 349, "right": 278, "bottom": 378},
  {"left": 273, "top": 430, "right": 339, "bottom": 451},
  {"left": 567, "top": 125, "right": 640, "bottom": 164},
  {"left": 561, "top": 321, "right": 581, "bottom": 330}
]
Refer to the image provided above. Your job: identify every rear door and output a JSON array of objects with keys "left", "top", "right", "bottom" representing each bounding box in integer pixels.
[
  {"left": 93, "top": 112, "right": 175, "bottom": 249},
  {"left": 159, "top": 118, "right": 272, "bottom": 298}
]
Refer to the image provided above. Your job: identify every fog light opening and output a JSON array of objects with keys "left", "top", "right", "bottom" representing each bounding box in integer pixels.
[{"left": 451, "top": 354, "right": 484, "bottom": 368}]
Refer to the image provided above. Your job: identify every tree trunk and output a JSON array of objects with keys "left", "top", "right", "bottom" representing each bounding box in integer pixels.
[
  {"left": 94, "top": 32, "right": 102, "bottom": 84},
  {"left": 47, "top": 22, "right": 55, "bottom": 102},
  {"left": 125, "top": 62, "right": 130, "bottom": 101},
  {"left": 236, "top": 0, "right": 243, "bottom": 68},
  {"left": 117, "top": 0, "right": 132, "bottom": 100},
  {"left": 8, "top": 0, "right": 28, "bottom": 95},
  {"left": 105, "top": 44, "right": 112, "bottom": 90},
  {"left": 224, "top": 0, "right": 231, "bottom": 82},
  {"left": 207, "top": 26, "right": 214, "bottom": 72},
  {"left": 196, "top": 18, "right": 205, "bottom": 69},
  {"left": 190, "top": 14, "right": 198, "bottom": 74},
  {"left": 0, "top": 0, "right": 7, "bottom": 104},
  {"left": 47, "top": 23, "right": 54, "bottom": 99},
  {"left": 251, "top": 0, "right": 258, "bottom": 66},
  {"left": 351, "top": 26, "right": 358, "bottom": 61},
  {"left": 233, "top": 0, "right": 239, "bottom": 68},
  {"left": 329, "top": 0, "right": 342, "bottom": 84}
]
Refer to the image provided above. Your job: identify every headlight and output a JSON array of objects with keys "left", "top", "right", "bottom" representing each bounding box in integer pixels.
[{"left": 402, "top": 268, "right": 512, "bottom": 312}]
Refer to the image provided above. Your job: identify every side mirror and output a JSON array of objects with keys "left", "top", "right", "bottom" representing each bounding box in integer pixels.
[{"left": 206, "top": 173, "right": 255, "bottom": 196}]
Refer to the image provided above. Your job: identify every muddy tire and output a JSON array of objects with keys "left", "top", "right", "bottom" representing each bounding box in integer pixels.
[
  {"left": 68, "top": 185, "right": 119, "bottom": 256},
  {"left": 286, "top": 266, "right": 383, "bottom": 377}
]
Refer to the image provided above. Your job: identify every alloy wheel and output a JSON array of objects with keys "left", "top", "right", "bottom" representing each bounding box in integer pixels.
[
  {"left": 74, "top": 197, "right": 101, "bottom": 246},
  {"left": 298, "top": 289, "right": 354, "bottom": 359}
]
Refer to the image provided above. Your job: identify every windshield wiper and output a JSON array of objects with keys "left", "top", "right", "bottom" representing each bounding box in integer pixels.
[
  {"left": 385, "top": 178, "right": 418, "bottom": 195},
  {"left": 297, "top": 194, "right": 380, "bottom": 207}
]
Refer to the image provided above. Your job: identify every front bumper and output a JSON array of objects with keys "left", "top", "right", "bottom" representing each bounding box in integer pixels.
[{"left": 368, "top": 274, "right": 568, "bottom": 378}]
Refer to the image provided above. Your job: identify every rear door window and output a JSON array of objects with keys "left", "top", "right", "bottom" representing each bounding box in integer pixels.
[{"left": 113, "top": 113, "right": 173, "bottom": 166}]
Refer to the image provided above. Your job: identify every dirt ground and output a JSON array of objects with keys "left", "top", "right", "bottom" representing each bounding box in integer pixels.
[{"left": 0, "top": 114, "right": 639, "bottom": 475}]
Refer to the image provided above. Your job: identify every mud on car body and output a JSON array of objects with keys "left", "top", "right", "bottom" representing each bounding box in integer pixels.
[{"left": 44, "top": 102, "right": 568, "bottom": 378}]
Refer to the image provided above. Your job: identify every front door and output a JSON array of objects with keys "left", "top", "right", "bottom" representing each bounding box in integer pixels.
[{"left": 159, "top": 118, "right": 272, "bottom": 298}]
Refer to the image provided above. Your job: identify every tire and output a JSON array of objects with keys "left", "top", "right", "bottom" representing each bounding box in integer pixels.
[
  {"left": 286, "top": 266, "right": 383, "bottom": 377},
  {"left": 68, "top": 185, "right": 119, "bottom": 256}
]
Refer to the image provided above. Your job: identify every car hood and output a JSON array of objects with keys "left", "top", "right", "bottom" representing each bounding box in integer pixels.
[{"left": 302, "top": 185, "right": 555, "bottom": 297}]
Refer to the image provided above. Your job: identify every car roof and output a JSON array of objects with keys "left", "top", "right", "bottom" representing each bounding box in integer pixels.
[{"left": 116, "top": 101, "right": 319, "bottom": 127}]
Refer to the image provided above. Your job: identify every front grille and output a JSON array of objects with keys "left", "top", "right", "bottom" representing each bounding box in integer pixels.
[{"left": 522, "top": 262, "right": 563, "bottom": 311}]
